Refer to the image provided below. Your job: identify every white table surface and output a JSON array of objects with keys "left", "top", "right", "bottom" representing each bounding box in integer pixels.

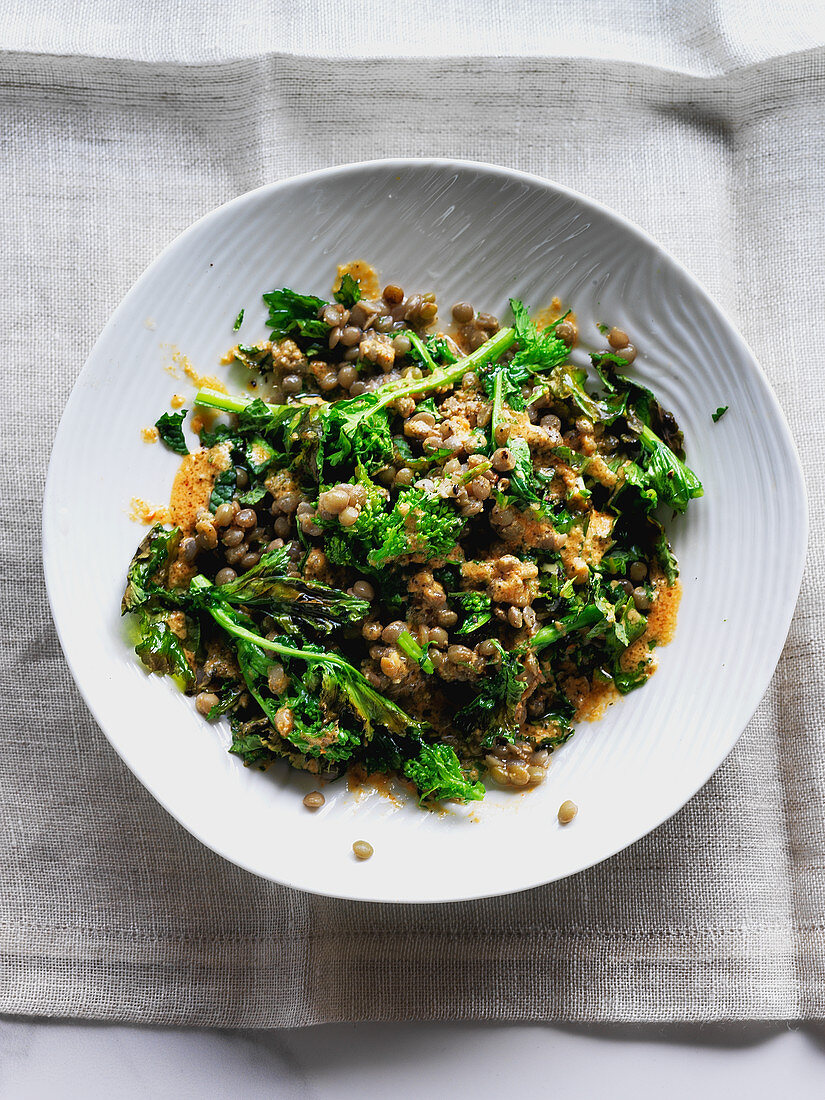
[{"left": 2, "top": 1019, "right": 824, "bottom": 1098}]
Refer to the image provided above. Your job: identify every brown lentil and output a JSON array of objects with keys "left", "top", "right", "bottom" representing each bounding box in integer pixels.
[
  {"left": 303, "top": 791, "right": 325, "bottom": 810},
  {"left": 195, "top": 692, "right": 219, "bottom": 716},
  {"left": 337, "top": 364, "right": 359, "bottom": 389},
  {"left": 235, "top": 508, "right": 257, "bottom": 529},
  {"left": 381, "top": 621, "right": 407, "bottom": 644},
  {"left": 180, "top": 536, "right": 198, "bottom": 563},
  {"left": 339, "top": 505, "right": 360, "bottom": 527},
  {"left": 492, "top": 447, "right": 516, "bottom": 472},
  {"left": 614, "top": 343, "right": 637, "bottom": 363},
  {"left": 558, "top": 800, "right": 578, "bottom": 825},
  {"left": 380, "top": 651, "right": 406, "bottom": 681},
  {"left": 632, "top": 587, "right": 652, "bottom": 611},
  {"left": 447, "top": 644, "right": 474, "bottom": 665},
  {"left": 629, "top": 561, "right": 648, "bottom": 583},
  {"left": 222, "top": 526, "right": 245, "bottom": 548},
  {"left": 213, "top": 502, "right": 235, "bottom": 527},
  {"left": 318, "top": 487, "right": 350, "bottom": 514}
]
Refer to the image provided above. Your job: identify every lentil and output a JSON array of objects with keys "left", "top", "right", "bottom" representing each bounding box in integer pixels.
[
  {"left": 451, "top": 301, "right": 475, "bottom": 323},
  {"left": 339, "top": 505, "right": 360, "bottom": 527},
  {"left": 195, "top": 692, "right": 219, "bottom": 716},
  {"left": 213, "top": 502, "right": 235, "bottom": 527},
  {"left": 235, "top": 509, "right": 257, "bottom": 529},
  {"left": 558, "top": 800, "right": 578, "bottom": 825},
  {"left": 222, "top": 526, "right": 245, "bottom": 548}
]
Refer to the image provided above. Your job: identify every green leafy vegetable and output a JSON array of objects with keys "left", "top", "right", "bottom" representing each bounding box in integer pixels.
[
  {"left": 209, "top": 468, "right": 237, "bottom": 512},
  {"left": 532, "top": 604, "right": 606, "bottom": 651},
  {"left": 206, "top": 681, "right": 245, "bottom": 721},
  {"left": 263, "top": 287, "right": 329, "bottom": 342},
  {"left": 190, "top": 575, "right": 427, "bottom": 746},
  {"left": 652, "top": 525, "right": 679, "bottom": 584},
  {"left": 243, "top": 435, "right": 275, "bottom": 476},
  {"left": 334, "top": 273, "right": 361, "bottom": 308},
  {"left": 506, "top": 437, "right": 540, "bottom": 505},
  {"left": 403, "top": 743, "right": 484, "bottom": 804},
  {"left": 509, "top": 298, "right": 571, "bottom": 373},
  {"left": 455, "top": 641, "right": 526, "bottom": 745},
  {"left": 611, "top": 660, "right": 649, "bottom": 694},
  {"left": 121, "top": 525, "right": 181, "bottom": 613},
  {"left": 154, "top": 411, "right": 189, "bottom": 456},
  {"left": 229, "top": 719, "right": 280, "bottom": 769},
  {"left": 452, "top": 591, "right": 492, "bottom": 635},
  {"left": 408, "top": 334, "right": 458, "bottom": 368},
  {"left": 712, "top": 405, "right": 728, "bottom": 423},
  {"left": 637, "top": 424, "right": 703, "bottom": 514},
  {"left": 609, "top": 461, "right": 658, "bottom": 517},
  {"left": 320, "top": 395, "right": 395, "bottom": 475},
  {"left": 237, "top": 483, "right": 268, "bottom": 507},
  {"left": 212, "top": 547, "right": 370, "bottom": 634},
  {"left": 233, "top": 309, "right": 244, "bottom": 332},
  {"left": 135, "top": 614, "right": 193, "bottom": 686},
  {"left": 366, "top": 487, "right": 466, "bottom": 568}
]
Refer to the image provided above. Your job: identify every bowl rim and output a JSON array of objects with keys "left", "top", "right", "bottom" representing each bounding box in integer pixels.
[{"left": 42, "top": 156, "right": 809, "bottom": 903}]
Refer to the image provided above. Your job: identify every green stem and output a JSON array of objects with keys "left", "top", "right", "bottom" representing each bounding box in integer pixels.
[
  {"left": 406, "top": 331, "right": 439, "bottom": 373},
  {"left": 532, "top": 605, "right": 604, "bottom": 651},
  {"left": 397, "top": 629, "right": 435, "bottom": 674},
  {"left": 490, "top": 369, "right": 504, "bottom": 448},
  {"left": 370, "top": 326, "right": 515, "bottom": 411},
  {"left": 194, "top": 390, "right": 251, "bottom": 414},
  {"left": 195, "top": 326, "right": 516, "bottom": 420},
  {"left": 396, "top": 630, "right": 423, "bottom": 661},
  {"left": 189, "top": 575, "right": 350, "bottom": 669}
]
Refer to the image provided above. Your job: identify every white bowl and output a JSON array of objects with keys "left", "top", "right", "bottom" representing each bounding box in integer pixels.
[{"left": 43, "top": 159, "right": 807, "bottom": 903}]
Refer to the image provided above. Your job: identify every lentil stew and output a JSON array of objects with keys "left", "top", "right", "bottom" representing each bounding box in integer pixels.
[{"left": 122, "top": 267, "right": 702, "bottom": 808}]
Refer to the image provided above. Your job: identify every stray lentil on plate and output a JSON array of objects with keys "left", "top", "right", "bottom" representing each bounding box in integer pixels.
[
  {"left": 558, "top": 799, "right": 578, "bottom": 825},
  {"left": 121, "top": 263, "right": 702, "bottom": 810},
  {"left": 352, "top": 840, "right": 374, "bottom": 860}
]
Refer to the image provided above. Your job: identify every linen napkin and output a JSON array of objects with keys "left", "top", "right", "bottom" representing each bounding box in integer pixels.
[{"left": 2, "top": 0, "right": 824, "bottom": 1023}]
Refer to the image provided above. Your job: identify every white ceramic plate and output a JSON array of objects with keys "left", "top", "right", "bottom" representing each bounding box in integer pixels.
[{"left": 43, "top": 159, "right": 806, "bottom": 903}]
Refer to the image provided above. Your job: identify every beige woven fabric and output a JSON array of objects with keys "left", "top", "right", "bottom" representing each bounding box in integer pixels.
[{"left": 2, "top": 1, "right": 824, "bottom": 1024}]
